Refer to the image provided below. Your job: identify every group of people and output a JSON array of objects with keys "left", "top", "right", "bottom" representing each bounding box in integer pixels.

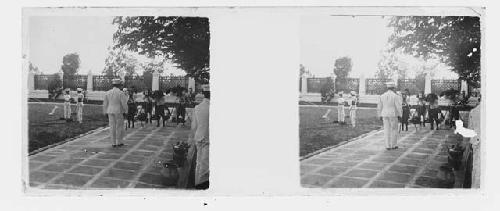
[
  {"left": 377, "top": 81, "right": 467, "bottom": 150},
  {"left": 102, "top": 78, "right": 210, "bottom": 189},
  {"left": 62, "top": 88, "right": 85, "bottom": 123},
  {"left": 122, "top": 85, "right": 203, "bottom": 128},
  {"left": 336, "top": 91, "right": 359, "bottom": 127}
]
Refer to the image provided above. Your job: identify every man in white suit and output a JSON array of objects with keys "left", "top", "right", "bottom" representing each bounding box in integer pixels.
[
  {"left": 191, "top": 84, "right": 210, "bottom": 189},
  {"left": 377, "top": 81, "right": 403, "bottom": 150},
  {"left": 103, "top": 78, "right": 128, "bottom": 147}
]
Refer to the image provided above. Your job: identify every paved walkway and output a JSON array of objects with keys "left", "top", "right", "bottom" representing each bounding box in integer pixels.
[
  {"left": 28, "top": 124, "right": 192, "bottom": 189},
  {"left": 301, "top": 127, "right": 455, "bottom": 188}
]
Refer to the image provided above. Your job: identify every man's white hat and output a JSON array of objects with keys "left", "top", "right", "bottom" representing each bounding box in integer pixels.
[
  {"left": 77, "top": 88, "right": 83, "bottom": 92},
  {"left": 350, "top": 91, "right": 357, "bottom": 95},
  {"left": 386, "top": 81, "right": 396, "bottom": 88},
  {"left": 123, "top": 88, "right": 128, "bottom": 92},
  {"left": 201, "top": 84, "right": 210, "bottom": 91},
  {"left": 112, "top": 78, "right": 122, "bottom": 85}
]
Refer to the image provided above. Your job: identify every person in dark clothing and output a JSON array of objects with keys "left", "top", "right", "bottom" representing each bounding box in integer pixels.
[
  {"left": 176, "top": 88, "right": 188, "bottom": 125},
  {"left": 143, "top": 90, "right": 154, "bottom": 124},
  {"left": 417, "top": 92, "right": 427, "bottom": 127},
  {"left": 153, "top": 90, "right": 167, "bottom": 127},
  {"left": 126, "top": 91, "right": 137, "bottom": 128},
  {"left": 401, "top": 92, "right": 410, "bottom": 131},
  {"left": 427, "top": 93, "right": 440, "bottom": 130}
]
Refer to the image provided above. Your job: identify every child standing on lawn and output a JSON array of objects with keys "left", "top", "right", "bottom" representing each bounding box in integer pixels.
[
  {"left": 63, "top": 89, "right": 72, "bottom": 121},
  {"left": 76, "top": 88, "right": 84, "bottom": 123},
  {"left": 337, "top": 92, "right": 346, "bottom": 124}
]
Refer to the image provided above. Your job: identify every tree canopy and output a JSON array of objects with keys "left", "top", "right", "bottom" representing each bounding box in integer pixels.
[
  {"left": 299, "top": 64, "right": 312, "bottom": 77},
  {"left": 333, "top": 56, "right": 352, "bottom": 79},
  {"left": 61, "top": 53, "right": 80, "bottom": 76},
  {"left": 388, "top": 16, "right": 481, "bottom": 87},
  {"left": 112, "top": 16, "right": 210, "bottom": 83},
  {"left": 376, "top": 51, "right": 408, "bottom": 80},
  {"left": 103, "top": 47, "right": 139, "bottom": 77}
]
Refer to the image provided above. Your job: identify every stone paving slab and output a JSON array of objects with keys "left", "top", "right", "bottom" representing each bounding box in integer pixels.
[
  {"left": 301, "top": 127, "right": 454, "bottom": 188},
  {"left": 28, "top": 124, "right": 192, "bottom": 189}
]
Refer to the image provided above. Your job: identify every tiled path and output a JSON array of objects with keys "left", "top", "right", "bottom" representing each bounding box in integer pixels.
[
  {"left": 28, "top": 124, "right": 192, "bottom": 189},
  {"left": 301, "top": 127, "right": 455, "bottom": 188}
]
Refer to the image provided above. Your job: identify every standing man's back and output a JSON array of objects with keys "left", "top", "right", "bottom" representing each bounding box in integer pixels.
[
  {"left": 377, "top": 81, "right": 402, "bottom": 150},
  {"left": 103, "top": 79, "right": 128, "bottom": 147}
]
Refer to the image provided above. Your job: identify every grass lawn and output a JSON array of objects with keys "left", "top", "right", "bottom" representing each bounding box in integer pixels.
[
  {"left": 28, "top": 103, "right": 108, "bottom": 153},
  {"left": 299, "top": 106, "right": 382, "bottom": 157}
]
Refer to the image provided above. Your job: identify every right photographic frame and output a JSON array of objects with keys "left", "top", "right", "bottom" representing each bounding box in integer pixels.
[{"left": 299, "top": 10, "right": 483, "bottom": 189}]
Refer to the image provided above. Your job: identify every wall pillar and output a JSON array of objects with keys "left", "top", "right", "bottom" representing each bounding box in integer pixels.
[
  {"left": 393, "top": 73, "right": 399, "bottom": 87},
  {"left": 87, "top": 70, "right": 93, "bottom": 91},
  {"left": 188, "top": 77, "right": 196, "bottom": 91},
  {"left": 28, "top": 70, "right": 35, "bottom": 92},
  {"left": 152, "top": 70, "right": 160, "bottom": 91},
  {"left": 424, "top": 72, "right": 432, "bottom": 94},
  {"left": 301, "top": 76, "right": 308, "bottom": 94},
  {"left": 359, "top": 74, "right": 366, "bottom": 96},
  {"left": 58, "top": 69, "right": 64, "bottom": 89},
  {"left": 461, "top": 79, "right": 468, "bottom": 96},
  {"left": 331, "top": 73, "right": 336, "bottom": 93}
]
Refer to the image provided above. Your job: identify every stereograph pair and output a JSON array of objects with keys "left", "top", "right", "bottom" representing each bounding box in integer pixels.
[{"left": 23, "top": 7, "right": 483, "bottom": 192}]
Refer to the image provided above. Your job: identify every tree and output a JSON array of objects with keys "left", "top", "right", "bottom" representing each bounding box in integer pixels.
[
  {"left": 299, "top": 64, "right": 311, "bottom": 77},
  {"left": 333, "top": 57, "right": 352, "bottom": 79},
  {"left": 388, "top": 16, "right": 480, "bottom": 87},
  {"left": 61, "top": 53, "right": 80, "bottom": 76},
  {"left": 29, "top": 62, "right": 41, "bottom": 74},
  {"left": 112, "top": 16, "right": 210, "bottom": 83},
  {"left": 376, "top": 51, "right": 408, "bottom": 79},
  {"left": 141, "top": 58, "right": 166, "bottom": 75},
  {"left": 103, "top": 47, "right": 139, "bottom": 77}
]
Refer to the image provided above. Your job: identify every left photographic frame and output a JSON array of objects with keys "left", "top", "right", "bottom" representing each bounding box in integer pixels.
[{"left": 23, "top": 8, "right": 210, "bottom": 191}]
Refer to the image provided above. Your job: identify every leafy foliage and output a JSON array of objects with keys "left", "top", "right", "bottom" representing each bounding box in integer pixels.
[
  {"left": 112, "top": 16, "right": 210, "bottom": 83},
  {"left": 103, "top": 47, "right": 139, "bottom": 77},
  {"left": 61, "top": 53, "right": 80, "bottom": 76},
  {"left": 300, "top": 64, "right": 312, "bottom": 77},
  {"left": 47, "top": 74, "right": 63, "bottom": 98},
  {"left": 388, "top": 16, "right": 480, "bottom": 86},
  {"left": 376, "top": 51, "right": 408, "bottom": 79},
  {"left": 141, "top": 58, "right": 166, "bottom": 75},
  {"left": 29, "top": 62, "right": 41, "bottom": 74},
  {"left": 333, "top": 57, "right": 352, "bottom": 79}
]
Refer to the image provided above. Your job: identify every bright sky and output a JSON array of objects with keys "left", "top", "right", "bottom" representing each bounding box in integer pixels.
[
  {"left": 300, "top": 16, "right": 457, "bottom": 79},
  {"left": 28, "top": 16, "right": 185, "bottom": 76}
]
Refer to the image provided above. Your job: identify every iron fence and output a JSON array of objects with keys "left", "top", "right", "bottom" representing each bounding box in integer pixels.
[
  {"left": 34, "top": 74, "right": 60, "bottom": 90},
  {"left": 63, "top": 74, "right": 87, "bottom": 90},
  {"left": 159, "top": 76, "right": 188, "bottom": 91},
  {"left": 431, "top": 79, "right": 460, "bottom": 95},
  {"left": 335, "top": 78, "right": 360, "bottom": 94},
  {"left": 365, "top": 78, "right": 392, "bottom": 95},
  {"left": 124, "top": 75, "right": 148, "bottom": 92},
  {"left": 398, "top": 78, "right": 425, "bottom": 95},
  {"left": 92, "top": 75, "right": 114, "bottom": 91}
]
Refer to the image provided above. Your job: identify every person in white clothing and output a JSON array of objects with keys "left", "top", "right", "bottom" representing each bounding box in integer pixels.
[
  {"left": 377, "top": 81, "right": 403, "bottom": 150},
  {"left": 103, "top": 78, "right": 128, "bottom": 147},
  {"left": 63, "top": 89, "right": 72, "bottom": 121},
  {"left": 337, "top": 92, "right": 346, "bottom": 124},
  {"left": 191, "top": 84, "right": 210, "bottom": 189},
  {"left": 76, "top": 88, "right": 84, "bottom": 123}
]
